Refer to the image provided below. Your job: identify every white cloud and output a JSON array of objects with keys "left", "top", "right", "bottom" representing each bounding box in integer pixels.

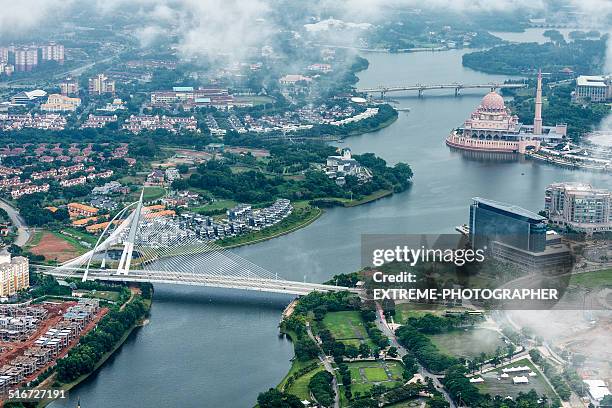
[{"left": 0, "top": 0, "right": 75, "bottom": 36}]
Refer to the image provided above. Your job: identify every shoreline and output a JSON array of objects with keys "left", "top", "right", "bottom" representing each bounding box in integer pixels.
[
  {"left": 219, "top": 206, "right": 323, "bottom": 250},
  {"left": 339, "top": 111, "right": 399, "bottom": 139},
  {"left": 38, "top": 298, "right": 152, "bottom": 407}
]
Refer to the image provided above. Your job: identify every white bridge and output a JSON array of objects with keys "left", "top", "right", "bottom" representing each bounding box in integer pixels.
[
  {"left": 37, "top": 192, "right": 359, "bottom": 296},
  {"left": 358, "top": 82, "right": 526, "bottom": 98}
]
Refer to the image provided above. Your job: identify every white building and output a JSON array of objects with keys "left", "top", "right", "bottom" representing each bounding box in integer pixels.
[
  {"left": 574, "top": 75, "right": 612, "bottom": 103},
  {"left": 325, "top": 148, "right": 372, "bottom": 185},
  {"left": 545, "top": 182, "right": 612, "bottom": 234},
  {"left": 584, "top": 380, "right": 611, "bottom": 403}
]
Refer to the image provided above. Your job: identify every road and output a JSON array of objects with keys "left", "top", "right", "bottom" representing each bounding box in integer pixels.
[
  {"left": 374, "top": 303, "right": 457, "bottom": 408},
  {"left": 0, "top": 199, "right": 30, "bottom": 247},
  {"left": 306, "top": 322, "right": 340, "bottom": 408}
]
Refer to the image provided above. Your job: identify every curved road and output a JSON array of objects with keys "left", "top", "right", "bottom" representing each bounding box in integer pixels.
[
  {"left": 0, "top": 199, "right": 30, "bottom": 247},
  {"left": 375, "top": 303, "right": 456, "bottom": 408}
]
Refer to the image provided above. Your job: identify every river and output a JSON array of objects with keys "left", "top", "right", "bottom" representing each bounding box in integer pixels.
[{"left": 51, "top": 38, "right": 612, "bottom": 408}]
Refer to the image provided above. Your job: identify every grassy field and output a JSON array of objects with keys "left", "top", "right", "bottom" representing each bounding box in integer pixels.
[
  {"left": 475, "top": 358, "right": 556, "bottom": 400},
  {"left": 73, "top": 290, "right": 120, "bottom": 302},
  {"left": 347, "top": 360, "right": 404, "bottom": 397},
  {"left": 322, "top": 311, "right": 370, "bottom": 346},
  {"left": 61, "top": 227, "right": 98, "bottom": 246},
  {"left": 191, "top": 199, "right": 238, "bottom": 214},
  {"left": 428, "top": 328, "right": 506, "bottom": 359},
  {"left": 385, "top": 398, "right": 428, "bottom": 408},
  {"left": 28, "top": 230, "right": 84, "bottom": 262},
  {"left": 394, "top": 303, "right": 450, "bottom": 324},
  {"left": 25, "top": 229, "right": 44, "bottom": 247},
  {"left": 344, "top": 190, "right": 393, "bottom": 207},
  {"left": 286, "top": 366, "right": 325, "bottom": 400},
  {"left": 127, "top": 186, "right": 167, "bottom": 202},
  {"left": 570, "top": 269, "right": 612, "bottom": 288}
]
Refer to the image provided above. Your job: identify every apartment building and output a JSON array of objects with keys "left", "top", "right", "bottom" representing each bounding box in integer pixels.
[{"left": 0, "top": 248, "right": 29, "bottom": 298}]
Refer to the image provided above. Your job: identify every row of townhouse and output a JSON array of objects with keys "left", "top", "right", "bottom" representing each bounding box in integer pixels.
[
  {"left": 0, "top": 305, "right": 47, "bottom": 342},
  {"left": 0, "top": 177, "right": 27, "bottom": 190},
  {"left": 11, "top": 184, "right": 49, "bottom": 199},
  {"left": 0, "top": 299, "right": 100, "bottom": 395},
  {"left": 0, "top": 166, "right": 21, "bottom": 177},
  {"left": 31, "top": 164, "right": 90, "bottom": 181},
  {"left": 122, "top": 115, "right": 198, "bottom": 134},
  {"left": 60, "top": 176, "right": 86, "bottom": 188},
  {"left": 58, "top": 168, "right": 111, "bottom": 187},
  {"left": 87, "top": 169, "right": 113, "bottom": 181},
  {"left": 80, "top": 114, "right": 118, "bottom": 129},
  {"left": 0, "top": 113, "right": 66, "bottom": 131}
]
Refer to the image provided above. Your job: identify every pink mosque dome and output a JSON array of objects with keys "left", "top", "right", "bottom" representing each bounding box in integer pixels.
[{"left": 480, "top": 91, "right": 505, "bottom": 111}]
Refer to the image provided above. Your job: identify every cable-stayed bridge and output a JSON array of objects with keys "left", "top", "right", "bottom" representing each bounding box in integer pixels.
[{"left": 35, "top": 192, "right": 359, "bottom": 296}]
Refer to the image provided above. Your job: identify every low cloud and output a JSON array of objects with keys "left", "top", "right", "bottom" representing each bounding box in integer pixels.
[{"left": 0, "top": 0, "right": 75, "bottom": 37}]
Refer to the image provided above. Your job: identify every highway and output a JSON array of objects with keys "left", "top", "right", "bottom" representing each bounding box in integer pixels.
[{"left": 0, "top": 198, "right": 30, "bottom": 247}]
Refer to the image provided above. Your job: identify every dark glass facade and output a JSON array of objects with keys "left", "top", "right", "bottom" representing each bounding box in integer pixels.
[{"left": 469, "top": 198, "right": 546, "bottom": 253}]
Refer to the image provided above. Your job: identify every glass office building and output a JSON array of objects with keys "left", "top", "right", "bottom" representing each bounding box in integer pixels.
[{"left": 469, "top": 197, "right": 547, "bottom": 253}]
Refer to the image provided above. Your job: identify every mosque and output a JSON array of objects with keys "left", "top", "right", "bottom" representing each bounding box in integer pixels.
[{"left": 446, "top": 71, "right": 567, "bottom": 154}]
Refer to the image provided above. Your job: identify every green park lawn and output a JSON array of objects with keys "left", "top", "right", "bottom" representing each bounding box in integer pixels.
[
  {"left": 346, "top": 360, "right": 405, "bottom": 397},
  {"left": 286, "top": 366, "right": 325, "bottom": 400},
  {"left": 192, "top": 199, "right": 238, "bottom": 214},
  {"left": 322, "top": 311, "right": 370, "bottom": 344},
  {"left": 142, "top": 186, "right": 167, "bottom": 201},
  {"left": 570, "top": 269, "right": 612, "bottom": 289},
  {"left": 428, "top": 328, "right": 506, "bottom": 359},
  {"left": 363, "top": 367, "right": 390, "bottom": 382},
  {"left": 394, "top": 303, "right": 449, "bottom": 323}
]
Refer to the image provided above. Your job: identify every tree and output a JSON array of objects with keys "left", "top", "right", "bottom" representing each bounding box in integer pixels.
[
  {"left": 257, "top": 389, "right": 304, "bottom": 408},
  {"left": 529, "top": 349, "right": 542, "bottom": 364},
  {"left": 294, "top": 339, "right": 319, "bottom": 361},
  {"left": 359, "top": 343, "right": 371, "bottom": 357},
  {"left": 428, "top": 396, "right": 450, "bottom": 408}
]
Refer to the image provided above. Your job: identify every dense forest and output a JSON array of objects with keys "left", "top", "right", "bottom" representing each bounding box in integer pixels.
[
  {"left": 173, "top": 136, "right": 413, "bottom": 205},
  {"left": 462, "top": 37, "right": 607, "bottom": 75},
  {"left": 510, "top": 83, "right": 610, "bottom": 141}
]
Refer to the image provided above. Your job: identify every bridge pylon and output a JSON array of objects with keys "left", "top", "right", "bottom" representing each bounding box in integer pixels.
[{"left": 116, "top": 189, "right": 144, "bottom": 275}]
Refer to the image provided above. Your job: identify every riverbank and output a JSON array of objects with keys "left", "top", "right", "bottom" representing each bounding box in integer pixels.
[
  {"left": 219, "top": 203, "right": 323, "bottom": 249},
  {"left": 338, "top": 111, "right": 399, "bottom": 139},
  {"left": 38, "top": 295, "right": 152, "bottom": 407}
]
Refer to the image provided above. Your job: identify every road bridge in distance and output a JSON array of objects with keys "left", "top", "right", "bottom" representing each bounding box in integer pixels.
[{"left": 358, "top": 83, "right": 526, "bottom": 98}]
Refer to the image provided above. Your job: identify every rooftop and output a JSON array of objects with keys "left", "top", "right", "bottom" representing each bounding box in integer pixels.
[
  {"left": 576, "top": 75, "right": 608, "bottom": 87},
  {"left": 473, "top": 197, "right": 545, "bottom": 222}
]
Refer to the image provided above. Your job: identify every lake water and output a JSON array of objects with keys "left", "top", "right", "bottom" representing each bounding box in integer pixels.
[{"left": 50, "top": 37, "right": 612, "bottom": 408}]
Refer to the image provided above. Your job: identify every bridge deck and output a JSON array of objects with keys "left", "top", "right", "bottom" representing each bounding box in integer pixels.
[
  {"left": 358, "top": 83, "right": 526, "bottom": 93},
  {"left": 37, "top": 267, "right": 362, "bottom": 296}
]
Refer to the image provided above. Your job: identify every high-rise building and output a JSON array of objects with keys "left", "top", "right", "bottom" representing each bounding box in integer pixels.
[
  {"left": 469, "top": 197, "right": 571, "bottom": 272},
  {"left": 88, "top": 74, "right": 116, "bottom": 95},
  {"left": 0, "top": 248, "right": 29, "bottom": 297},
  {"left": 60, "top": 77, "right": 79, "bottom": 96},
  {"left": 13, "top": 47, "right": 38, "bottom": 72},
  {"left": 470, "top": 197, "right": 547, "bottom": 253},
  {"left": 545, "top": 182, "right": 612, "bottom": 234},
  {"left": 40, "top": 42, "right": 64, "bottom": 64},
  {"left": 0, "top": 47, "right": 8, "bottom": 63}
]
